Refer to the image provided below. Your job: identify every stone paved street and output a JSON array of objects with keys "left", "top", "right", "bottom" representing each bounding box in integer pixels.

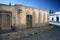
[{"left": 20, "top": 26, "right": 60, "bottom": 40}]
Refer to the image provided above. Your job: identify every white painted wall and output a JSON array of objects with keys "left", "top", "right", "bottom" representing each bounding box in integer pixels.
[
  {"left": 49, "top": 11, "right": 60, "bottom": 22},
  {"left": 49, "top": 16, "right": 54, "bottom": 21},
  {"left": 55, "top": 12, "right": 60, "bottom": 22},
  {"left": 53, "top": 15, "right": 56, "bottom": 22},
  {"left": 57, "top": 15, "right": 60, "bottom": 22}
]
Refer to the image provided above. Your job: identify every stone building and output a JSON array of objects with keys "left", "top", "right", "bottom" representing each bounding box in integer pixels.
[{"left": 0, "top": 4, "right": 49, "bottom": 31}]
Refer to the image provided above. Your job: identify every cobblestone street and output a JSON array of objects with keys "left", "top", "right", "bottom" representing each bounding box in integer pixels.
[{"left": 20, "top": 26, "right": 60, "bottom": 40}]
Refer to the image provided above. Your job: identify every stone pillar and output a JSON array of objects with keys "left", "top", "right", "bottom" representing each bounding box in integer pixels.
[
  {"left": 41, "top": 12, "right": 44, "bottom": 24},
  {"left": 38, "top": 13, "right": 41, "bottom": 26},
  {"left": 43, "top": 13, "right": 45, "bottom": 25},
  {"left": 45, "top": 13, "right": 48, "bottom": 25},
  {"left": 32, "top": 11, "right": 36, "bottom": 27}
]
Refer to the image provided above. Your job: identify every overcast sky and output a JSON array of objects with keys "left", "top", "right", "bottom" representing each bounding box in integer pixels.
[{"left": 0, "top": 0, "right": 60, "bottom": 12}]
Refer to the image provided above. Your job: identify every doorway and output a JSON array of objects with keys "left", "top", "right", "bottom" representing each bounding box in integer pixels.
[
  {"left": 26, "top": 15, "right": 32, "bottom": 28},
  {"left": 2, "top": 13, "right": 12, "bottom": 30},
  {"left": 52, "top": 18, "right": 54, "bottom": 21},
  {"left": 56, "top": 17, "right": 59, "bottom": 22}
]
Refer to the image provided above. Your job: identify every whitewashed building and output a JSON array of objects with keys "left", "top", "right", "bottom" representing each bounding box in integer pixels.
[
  {"left": 49, "top": 12, "right": 60, "bottom": 26},
  {"left": 49, "top": 12, "right": 60, "bottom": 22}
]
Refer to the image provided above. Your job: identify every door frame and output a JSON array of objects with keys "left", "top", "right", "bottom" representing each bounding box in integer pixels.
[{"left": 26, "top": 15, "right": 32, "bottom": 28}]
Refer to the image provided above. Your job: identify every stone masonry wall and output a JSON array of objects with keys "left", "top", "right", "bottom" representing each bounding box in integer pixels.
[{"left": 0, "top": 25, "right": 54, "bottom": 40}]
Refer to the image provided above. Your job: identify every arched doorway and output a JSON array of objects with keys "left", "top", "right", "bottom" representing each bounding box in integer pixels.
[{"left": 26, "top": 15, "right": 32, "bottom": 28}]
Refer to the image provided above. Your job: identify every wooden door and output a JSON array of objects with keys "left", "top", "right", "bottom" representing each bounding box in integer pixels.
[
  {"left": 2, "top": 13, "right": 12, "bottom": 30},
  {"left": 26, "top": 15, "right": 32, "bottom": 28}
]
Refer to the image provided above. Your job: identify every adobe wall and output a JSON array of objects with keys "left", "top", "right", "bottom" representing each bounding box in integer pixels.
[
  {"left": 0, "top": 4, "right": 49, "bottom": 30},
  {"left": 15, "top": 5, "right": 49, "bottom": 29}
]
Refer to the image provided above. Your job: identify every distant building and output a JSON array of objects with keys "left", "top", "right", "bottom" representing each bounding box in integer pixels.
[
  {"left": 0, "top": 4, "right": 49, "bottom": 31},
  {"left": 49, "top": 12, "right": 60, "bottom": 22}
]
